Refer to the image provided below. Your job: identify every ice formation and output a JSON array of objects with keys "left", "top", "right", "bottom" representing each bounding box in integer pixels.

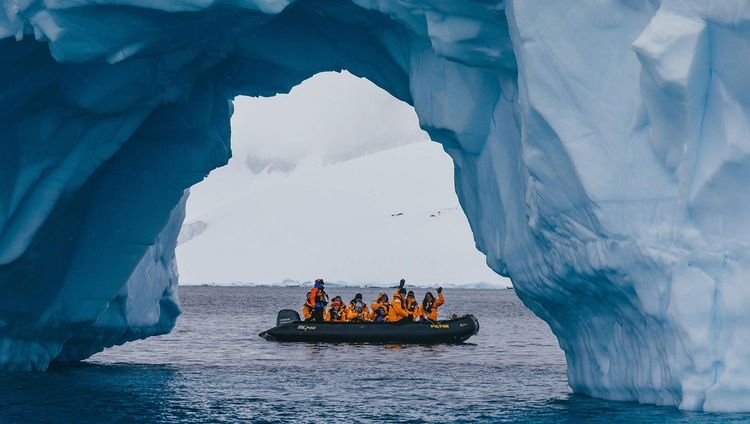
[{"left": 0, "top": 0, "right": 749, "bottom": 412}]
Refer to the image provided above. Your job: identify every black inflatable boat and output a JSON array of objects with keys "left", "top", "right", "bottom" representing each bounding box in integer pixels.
[{"left": 259, "top": 309, "right": 479, "bottom": 344}]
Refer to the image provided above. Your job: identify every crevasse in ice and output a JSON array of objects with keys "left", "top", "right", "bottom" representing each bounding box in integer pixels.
[{"left": 1, "top": 0, "right": 749, "bottom": 412}]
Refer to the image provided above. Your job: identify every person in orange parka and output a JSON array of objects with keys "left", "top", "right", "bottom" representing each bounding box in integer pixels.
[
  {"left": 404, "top": 290, "right": 419, "bottom": 320},
  {"left": 310, "top": 278, "right": 328, "bottom": 322},
  {"left": 325, "top": 296, "right": 348, "bottom": 322},
  {"left": 370, "top": 293, "right": 390, "bottom": 322},
  {"left": 389, "top": 279, "right": 411, "bottom": 323},
  {"left": 417, "top": 287, "right": 445, "bottom": 322},
  {"left": 345, "top": 293, "right": 370, "bottom": 322},
  {"left": 301, "top": 291, "right": 315, "bottom": 321}
]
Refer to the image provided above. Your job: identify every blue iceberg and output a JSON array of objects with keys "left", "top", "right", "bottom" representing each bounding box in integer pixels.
[{"left": 1, "top": 0, "right": 749, "bottom": 412}]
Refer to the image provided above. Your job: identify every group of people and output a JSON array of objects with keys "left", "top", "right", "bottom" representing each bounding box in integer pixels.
[{"left": 302, "top": 279, "right": 445, "bottom": 323}]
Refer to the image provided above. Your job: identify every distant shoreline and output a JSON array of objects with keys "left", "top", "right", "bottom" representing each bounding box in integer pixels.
[{"left": 181, "top": 282, "right": 513, "bottom": 290}]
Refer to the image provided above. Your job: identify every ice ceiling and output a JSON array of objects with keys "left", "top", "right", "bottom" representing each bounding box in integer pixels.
[{"left": 1, "top": 0, "right": 750, "bottom": 412}]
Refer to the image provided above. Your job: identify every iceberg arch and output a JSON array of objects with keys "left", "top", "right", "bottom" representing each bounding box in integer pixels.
[{"left": 1, "top": 0, "right": 750, "bottom": 412}]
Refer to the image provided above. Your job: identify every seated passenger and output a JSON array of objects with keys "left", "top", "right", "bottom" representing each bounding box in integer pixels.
[
  {"left": 372, "top": 304, "right": 389, "bottom": 322},
  {"left": 346, "top": 293, "right": 370, "bottom": 322},
  {"left": 404, "top": 290, "right": 419, "bottom": 321},
  {"left": 325, "top": 296, "right": 348, "bottom": 322},
  {"left": 301, "top": 291, "right": 315, "bottom": 321},
  {"left": 417, "top": 287, "right": 444, "bottom": 322},
  {"left": 370, "top": 293, "right": 390, "bottom": 322},
  {"left": 389, "top": 279, "right": 411, "bottom": 323}
]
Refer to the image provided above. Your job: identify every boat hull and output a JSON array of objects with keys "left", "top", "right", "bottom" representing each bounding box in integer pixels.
[{"left": 259, "top": 314, "right": 479, "bottom": 344}]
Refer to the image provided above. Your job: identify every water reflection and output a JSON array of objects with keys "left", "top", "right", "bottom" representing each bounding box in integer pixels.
[
  {"left": 512, "top": 394, "right": 750, "bottom": 424},
  {"left": 0, "top": 363, "right": 179, "bottom": 423}
]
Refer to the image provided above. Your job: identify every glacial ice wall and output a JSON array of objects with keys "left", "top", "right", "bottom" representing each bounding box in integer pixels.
[{"left": 1, "top": 0, "right": 749, "bottom": 412}]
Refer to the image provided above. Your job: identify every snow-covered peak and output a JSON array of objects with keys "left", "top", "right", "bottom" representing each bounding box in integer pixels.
[{"left": 178, "top": 140, "right": 509, "bottom": 287}]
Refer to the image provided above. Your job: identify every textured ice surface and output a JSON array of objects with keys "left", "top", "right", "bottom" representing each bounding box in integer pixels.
[{"left": 0, "top": 0, "right": 749, "bottom": 411}]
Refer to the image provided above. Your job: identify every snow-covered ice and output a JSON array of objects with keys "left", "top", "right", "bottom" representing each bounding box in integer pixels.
[
  {"left": 1, "top": 0, "right": 750, "bottom": 412},
  {"left": 178, "top": 140, "right": 510, "bottom": 287},
  {"left": 177, "top": 72, "right": 509, "bottom": 287}
]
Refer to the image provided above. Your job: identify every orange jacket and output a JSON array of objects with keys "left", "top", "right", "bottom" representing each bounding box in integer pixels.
[
  {"left": 370, "top": 299, "right": 390, "bottom": 321},
  {"left": 417, "top": 292, "right": 445, "bottom": 321},
  {"left": 404, "top": 297, "right": 419, "bottom": 320},
  {"left": 302, "top": 292, "right": 314, "bottom": 320},
  {"left": 325, "top": 306, "right": 348, "bottom": 322},
  {"left": 389, "top": 292, "right": 410, "bottom": 322},
  {"left": 311, "top": 287, "right": 328, "bottom": 307},
  {"left": 346, "top": 301, "right": 370, "bottom": 322}
]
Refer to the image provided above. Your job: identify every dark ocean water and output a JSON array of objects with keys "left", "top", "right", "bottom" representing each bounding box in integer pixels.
[{"left": 1, "top": 286, "right": 749, "bottom": 423}]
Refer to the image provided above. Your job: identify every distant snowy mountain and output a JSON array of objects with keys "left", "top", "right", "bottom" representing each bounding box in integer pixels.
[
  {"left": 193, "top": 281, "right": 513, "bottom": 290},
  {"left": 177, "top": 141, "right": 511, "bottom": 287},
  {"left": 177, "top": 71, "right": 510, "bottom": 288}
]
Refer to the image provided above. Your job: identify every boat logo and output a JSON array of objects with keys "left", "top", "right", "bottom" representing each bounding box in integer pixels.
[
  {"left": 297, "top": 325, "right": 317, "bottom": 331},
  {"left": 459, "top": 323, "right": 467, "bottom": 327},
  {"left": 430, "top": 324, "right": 449, "bottom": 329}
]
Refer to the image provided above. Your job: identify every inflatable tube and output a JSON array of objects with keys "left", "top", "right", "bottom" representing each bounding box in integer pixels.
[{"left": 259, "top": 311, "right": 479, "bottom": 344}]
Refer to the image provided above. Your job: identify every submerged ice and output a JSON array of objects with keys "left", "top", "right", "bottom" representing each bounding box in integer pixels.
[{"left": 1, "top": 0, "right": 749, "bottom": 412}]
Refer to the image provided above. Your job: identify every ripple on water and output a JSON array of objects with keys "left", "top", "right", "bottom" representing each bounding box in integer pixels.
[{"left": 0, "top": 287, "right": 748, "bottom": 422}]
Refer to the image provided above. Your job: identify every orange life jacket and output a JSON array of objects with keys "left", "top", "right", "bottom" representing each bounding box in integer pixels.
[
  {"left": 370, "top": 299, "right": 390, "bottom": 322},
  {"left": 325, "top": 305, "right": 347, "bottom": 322},
  {"left": 405, "top": 297, "right": 419, "bottom": 320},
  {"left": 302, "top": 292, "right": 314, "bottom": 319},
  {"left": 418, "top": 292, "right": 444, "bottom": 321},
  {"left": 346, "top": 301, "right": 370, "bottom": 321},
  {"left": 389, "top": 291, "right": 410, "bottom": 322}
]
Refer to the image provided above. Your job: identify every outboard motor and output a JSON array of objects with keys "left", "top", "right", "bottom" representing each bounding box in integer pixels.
[{"left": 277, "top": 309, "right": 301, "bottom": 326}]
